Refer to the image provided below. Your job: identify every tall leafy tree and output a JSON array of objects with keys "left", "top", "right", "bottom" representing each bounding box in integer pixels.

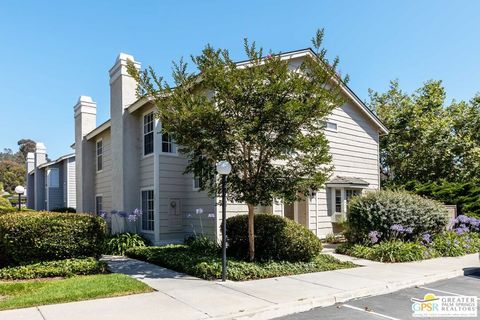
[
  {"left": 129, "top": 29, "right": 347, "bottom": 260},
  {"left": 17, "top": 139, "right": 36, "bottom": 159},
  {"left": 369, "top": 80, "right": 479, "bottom": 186}
]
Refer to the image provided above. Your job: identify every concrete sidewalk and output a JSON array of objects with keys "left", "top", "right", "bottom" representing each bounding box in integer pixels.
[{"left": 2, "top": 253, "right": 479, "bottom": 320}]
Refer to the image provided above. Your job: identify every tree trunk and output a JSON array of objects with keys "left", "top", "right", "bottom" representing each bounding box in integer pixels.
[{"left": 247, "top": 203, "right": 255, "bottom": 261}]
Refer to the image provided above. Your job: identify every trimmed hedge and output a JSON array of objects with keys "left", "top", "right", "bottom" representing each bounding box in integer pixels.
[
  {"left": 50, "top": 207, "right": 76, "bottom": 213},
  {"left": 126, "top": 246, "right": 355, "bottom": 281},
  {"left": 0, "top": 212, "right": 106, "bottom": 265},
  {"left": 346, "top": 190, "right": 449, "bottom": 244},
  {"left": 0, "top": 258, "right": 108, "bottom": 280},
  {"left": 404, "top": 180, "right": 480, "bottom": 218},
  {"left": 226, "top": 214, "right": 323, "bottom": 262}
]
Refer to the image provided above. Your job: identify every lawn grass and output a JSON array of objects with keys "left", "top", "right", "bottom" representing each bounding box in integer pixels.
[
  {"left": 0, "top": 274, "right": 153, "bottom": 310},
  {"left": 127, "top": 245, "right": 357, "bottom": 281}
]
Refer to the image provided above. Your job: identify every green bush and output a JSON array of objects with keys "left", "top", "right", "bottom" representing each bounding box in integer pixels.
[
  {"left": 336, "top": 241, "right": 436, "bottom": 263},
  {"left": 404, "top": 180, "right": 480, "bottom": 218},
  {"left": 0, "top": 257, "right": 108, "bottom": 280},
  {"left": 0, "top": 212, "right": 106, "bottom": 265},
  {"left": 346, "top": 190, "right": 449, "bottom": 244},
  {"left": 226, "top": 214, "right": 323, "bottom": 262},
  {"left": 430, "top": 232, "right": 480, "bottom": 257},
  {"left": 184, "top": 235, "right": 220, "bottom": 256},
  {"left": 0, "top": 198, "right": 14, "bottom": 214},
  {"left": 126, "top": 246, "right": 355, "bottom": 281},
  {"left": 50, "top": 207, "right": 76, "bottom": 213},
  {"left": 103, "top": 233, "right": 148, "bottom": 255}
]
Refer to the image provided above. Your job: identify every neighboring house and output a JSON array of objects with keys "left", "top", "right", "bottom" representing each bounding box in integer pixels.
[
  {"left": 74, "top": 49, "right": 388, "bottom": 244},
  {"left": 26, "top": 143, "right": 76, "bottom": 211}
]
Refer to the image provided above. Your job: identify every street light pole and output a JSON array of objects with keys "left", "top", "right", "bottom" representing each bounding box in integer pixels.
[
  {"left": 216, "top": 160, "right": 231, "bottom": 282},
  {"left": 221, "top": 174, "right": 227, "bottom": 282},
  {"left": 14, "top": 186, "right": 25, "bottom": 211}
]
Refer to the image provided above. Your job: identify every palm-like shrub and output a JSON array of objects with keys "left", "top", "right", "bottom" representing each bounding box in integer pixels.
[{"left": 103, "top": 233, "right": 148, "bottom": 255}]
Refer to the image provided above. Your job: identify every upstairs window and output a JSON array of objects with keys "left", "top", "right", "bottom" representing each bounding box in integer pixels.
[
  {"left": 193, "top": 176, "right": 202, "bottom": 190},
  {"left": 143, "top": 112, "right": 154, "bottom": 156},
  {"left": 162, "top": 132, "right": 174, "bottom": 153},
  {"left": 96, "top": 140, "right": 103, "bottom": 172},
  {"left": 323, "top": 121, "right": 338, "bottom": 132}
]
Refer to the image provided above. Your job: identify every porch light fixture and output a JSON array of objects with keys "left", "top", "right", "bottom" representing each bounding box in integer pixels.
[
  {"left": 14, "top": 185, "right": 25, "bottom": 211},
  {"left": 216, "top": 160, "right": 231, "bottom": 282}
]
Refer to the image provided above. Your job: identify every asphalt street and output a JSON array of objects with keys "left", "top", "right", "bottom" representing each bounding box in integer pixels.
[{"left": 275, "top": 269, "right": 480, "bottom": 320}]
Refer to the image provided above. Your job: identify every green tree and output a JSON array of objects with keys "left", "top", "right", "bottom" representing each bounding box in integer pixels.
[
  {"left": 369, "top": 80, "right": 479, "bottom": 186},
  {"left": 129, "top": 29, "right": 346, "bottom": 260},
  {"left": 17, "top": 139, "right": 36, "bottom": 159},
  {"left": 0, "top": 160, "right": 25, "bottom": 193}
]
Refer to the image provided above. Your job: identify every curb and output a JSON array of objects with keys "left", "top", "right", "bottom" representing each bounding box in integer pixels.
[{"left": 211, "top": 269, "right": 467, "bottom": 320}]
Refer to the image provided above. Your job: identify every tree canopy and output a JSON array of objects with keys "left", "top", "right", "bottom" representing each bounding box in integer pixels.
[
  {"left": 129, "top": 29, "right": 347, "bottom": 260},
  {"left": 369, "top": 80, "right": 480, "bottom": 186}
]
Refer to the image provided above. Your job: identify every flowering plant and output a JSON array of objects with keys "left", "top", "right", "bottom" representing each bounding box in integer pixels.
[{"left": 98, "top": 209, "right": 142, "bottom": 234}]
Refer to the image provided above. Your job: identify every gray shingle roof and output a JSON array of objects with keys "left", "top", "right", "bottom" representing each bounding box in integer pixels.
[{"left": 326, "top": 176, "right": 370, "bottom": 186}]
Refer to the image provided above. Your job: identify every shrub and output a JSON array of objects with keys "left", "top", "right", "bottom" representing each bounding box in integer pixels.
[
  {"left": 184, "top": 235, "right": 220, "bottom": 256},
  {"left": 346, "top": 190, "right": 449, "bottom": 244},
  {"left": 103, "top": 233, "right": 148, "bottom": 255},
  {"left": 226, "top": 214, "right": 323, "bottom": 262},
  {"left": 404, "top": 180, "right": 480, "bottom": 218},
  {"left": 336, "top": 241, "right": 436, "bottom": 263},
  {"left": 50, "top": 207, "right": 76, "bottom": 213},
  {"left": 0, "top": 257, "right": 108, "bottom": 280},
  {"left": 430, "top": 232, "right": 480, "bottom": 257},
  {"left": 0, "top": 212, "right": 106, "bottom": 265},
  {"left": 450, "top": 215, "right": 480, "bottom": 234},
  {"left": 126, "top": 246, "right": 355, "bottom": 281},
  {"left": 0, "top": 198, "right": 14, "bottom": 214}
]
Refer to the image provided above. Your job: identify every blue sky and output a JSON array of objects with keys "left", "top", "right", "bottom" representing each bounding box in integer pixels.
[{"left": 1, "top": 0, "right": 479, "bottom": 159}]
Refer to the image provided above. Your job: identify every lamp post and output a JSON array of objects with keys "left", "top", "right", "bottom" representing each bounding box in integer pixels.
[
  {"left": 216, "top": 160, "right": 231, "bottom": 282},
  {"left": 14, "top": 186, "right": 25, "bottom": 211}
]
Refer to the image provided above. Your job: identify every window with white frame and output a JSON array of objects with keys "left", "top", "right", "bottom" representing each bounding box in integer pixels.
[
  {"left": 96, "top": 140, "right": 103, "bottom": 171},
  {"left": 193, "top": 176, "right": 202, "bottom": 190},
  {"left": 141, "top": 189, "right": 154, "bottom": 231},
  {"left": 143, "top": 112, "right": 154, "bottom": 155},
  {"left": 95, "top": 195, "right": 103, "bottom": 214},
  {"left": 323, "top": 121, "right": 338, "bottom": 132},
  {"left": 47, "top": 168, "right": 59, "bottom": 188},
  {"left": 334, "top": 189, "right": 342, "bottom": 213},
  {"left": 161, "top": 132, "right": 174, "bottom": 153}
]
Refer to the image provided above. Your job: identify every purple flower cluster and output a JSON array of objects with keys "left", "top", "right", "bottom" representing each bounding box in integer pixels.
[
  {"left": 390, "top": 224, "right": 413, "bottom": 234},
  {"left": 368, "top": 230, "right": 381, "bottom": 244},
  {"left": 451, "top": 215, "right": 480, "bottom": 234},
  {"left": 421, "top": 233, "right": 432, "bottom": 244},
  {"left": 97, "top": 209, "right": 143, "bottom": 222}
]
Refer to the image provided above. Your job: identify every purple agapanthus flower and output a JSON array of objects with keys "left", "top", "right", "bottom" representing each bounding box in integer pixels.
[
  {"left": 207, "top": 213, "right": 215, "bottom": 218},
  {"left": 196, "top": 208, "right": 203, "bottom": 215},
  {"left": 404, "top": 227, "right": 413, "bottom": 234},
  {"left": 458, "top": 215, "right": 470, "bottom": 224},
  {"left": 127, "top": 214, "right": 138, "bottom": 222},
  {"left": 421, "top": 233, "right": 431, "bottom": 244},
  {"left": 368, "top": 230, "right": 381, "bottom": 244},
  {"left": 390, "top": 224, "right": 405, "bottom": 232}
]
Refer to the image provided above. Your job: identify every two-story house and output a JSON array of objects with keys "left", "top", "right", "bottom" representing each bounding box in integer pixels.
[{"left": 74, "top": 49, "right": 388, "bottom": 244}]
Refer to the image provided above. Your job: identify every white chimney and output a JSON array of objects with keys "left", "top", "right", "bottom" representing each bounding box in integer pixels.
[
  {"left": 34, "top": 143, "right": 47, "bottom": 210},
  {"left": 109, "top": 53, "right": 141, "bottom": 211},
  {"left": 74, "top": 96, "right": 97, "bottom": 213}
]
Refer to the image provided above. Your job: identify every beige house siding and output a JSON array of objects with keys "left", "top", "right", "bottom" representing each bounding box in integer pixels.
[{"left": 94, "top": 130, "right": 113, "bottom": 212}]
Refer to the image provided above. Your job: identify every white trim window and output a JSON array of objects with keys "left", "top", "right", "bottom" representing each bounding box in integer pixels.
[
  {"left": 193, "top": 176, "right": 202, "bottom": 191},
  {"left": 95, "top": 195, "right": 103, "bottom": 214},
  {"left": 334, "top": 189, "right": 342, "bottom": 213},
  {"left": 323, "top": 121, "right": 338, "bottom": 132},
  {"left": 161, "top": 132, "right": 174, "bottom": 153},
  {"left": 141, "top": 189, "right": 154, "bottom": 231},
  {"left": 143, "top": 112, "right": 154, "bottom": 156},
  {"left": 96, "top": 139, "right": 103, "bottom": 172},
  {"left": 47, "top": 168, "right": 59, "bottom": 188}
]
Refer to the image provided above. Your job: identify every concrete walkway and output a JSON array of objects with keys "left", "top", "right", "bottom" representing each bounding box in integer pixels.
[{"left": 2, "top": 253, "right": 479, "bottom": 320}]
